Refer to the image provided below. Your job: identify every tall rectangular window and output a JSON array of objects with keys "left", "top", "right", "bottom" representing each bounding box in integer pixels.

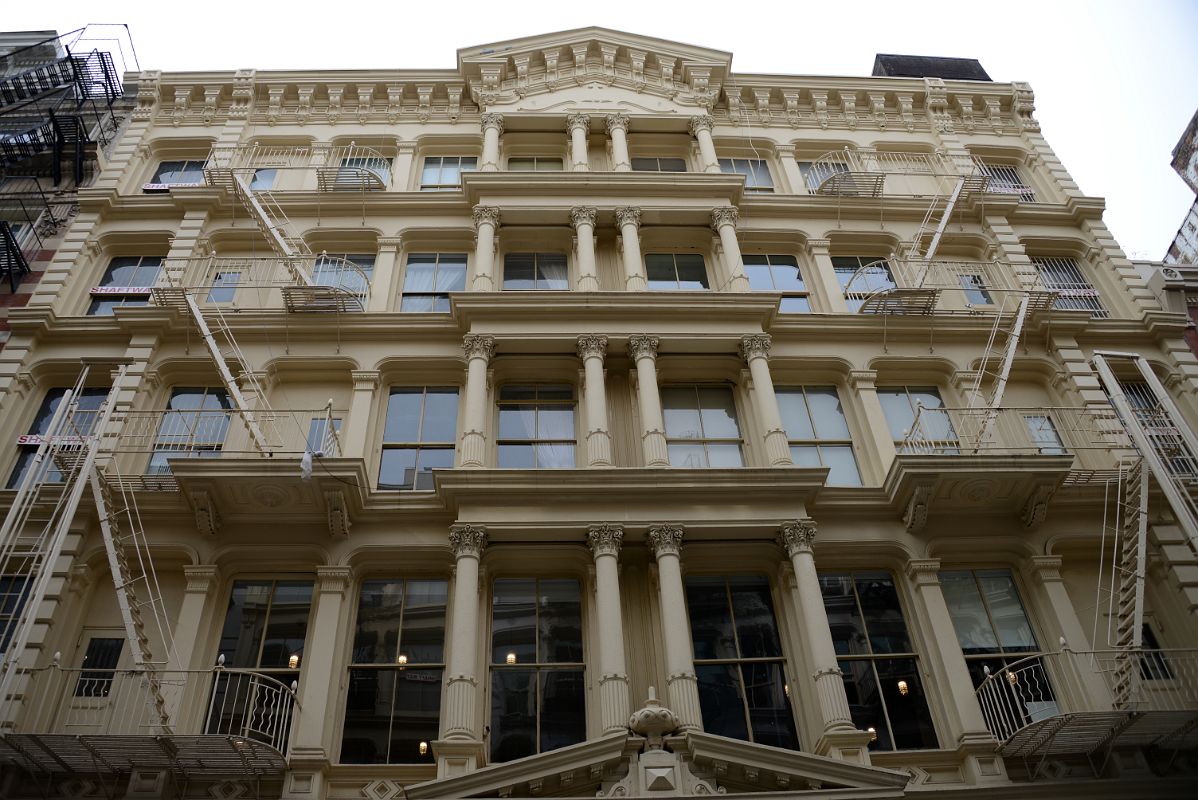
[
  {"left": 0, "top": 576, "right": 32, "bottom": 654},
  {"left": 958, "top": 274, "right": 993, "bottom": 305},
  {"left": 497, "top": 386, "right": 575, "bottom": 468},
  {"left": 341, "top": 579, "right": 448, "bottom": 764},
  {"left": 9, "top": 387, "right": 109, "bottom": 488},
  {"left": 877, "top": 387, "right": 956, "bottom": 451},
  {"left": 831, "top": 256, "right": 895, "bottom": 313},
  {"left": 206, "top": 270, "right": 241, "bottom": 304},
  {"left": 147, "top": 388, "right": 232, "bottom": 474},
  {"left": 646, "top": 254, "right": 708, "bottom": 290},
  {"left": 490, "top": 578, "right": 585, "bottom": 762},
  {"left": 379, "top": 388, "right": 458, "bottom": 490},
  {"left": 777, "top": 387, "right": 861, "bottom": 486},
  {"left": 503, "top": 253, "right": 568, "bottom": 290},
  {"left": 400, "top": 253, "right": 467, "bottom": 312},
  {"left": 938, "top": 569, "right": 1041, "bottom": 685},
  {"left": 1031, "top": 257, "right": 1106, "bottom": 318},
  {"left": 744, "top": 255, "right": 808, "bottom": 312},
  {"left": 977, "top": 162, "right": 1035, "bottom": 201},
  {"left": 147, "top": 160, "right": 205, "bottom": 187},
  {"left": 631, "top": 157, "right": 687, "bottom": 172},
  {"left": 685, "top": 575, "right": 798, "bottom": 749},
  {"left": 719, "top": 158, "right": 774, "bottom": 193},
  {"left": 74, "top": 637, "right": 123, "bottom": 697},
  {"left": 662, "top": 385, "right": 743, "bottom": 467},
  {"left": 420, "top": 156, "right": 477, "bottom": 191},
  {"left": 1022, "top": 414, "right": 1066, "bottom": 455},
  {"left": 88, "top": 256, "right": 164, "bottom": 315},
  {"left": 819, "top": 572, "right": 938, "bottom": 750},
  {"left": 312, "top": 253, "right": 374, "bottom": 299}
]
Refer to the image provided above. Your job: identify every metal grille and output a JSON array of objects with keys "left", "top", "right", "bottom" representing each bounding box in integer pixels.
[
  {"left": 1031, "top": 257, "right": 1107, "bottom": 317},
  {"left": 1119, "top": 380, "right": 1198, "bottom": 479},
  {"left": 976, "top": 161, "right": 1036, "bottom": 201}
]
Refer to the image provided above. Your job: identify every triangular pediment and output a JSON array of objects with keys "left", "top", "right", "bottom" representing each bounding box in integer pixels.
[
  {"left": 456, "top": 27, "right": 730, "bottom": 112},
  {"left": 406, "top": 732, "right": 910, "bottom": 799}
]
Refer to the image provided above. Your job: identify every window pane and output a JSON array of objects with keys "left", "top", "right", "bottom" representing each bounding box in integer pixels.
[
  {"left": 878, "top": 390, "right": 916, "bottom": 439},
  {"left": 823, "top": 445, "right": 862, "bottom": 487},
  {"left": 977, "top": 571, "right": 1038, "bottom": 652},
  {"left": 219, "top": 581, "right": 271, "bottom": 667},
  {"left": 504, "top": 254, "right": 536, "bottom": 290},
  {"left": 538, "top": 254, "right": 568, "bottom": 289},
  {"left": 538, "top": 406, "right": 575, "bottom": 440},
  {"left": 497, "top": 444, "right": 535, "bottom": 468},
  {"left": 744, "top": 260, "right": 776, "bottom": 291},
  {"left": 839, "top": 659, "right": 893, "bottom": 750},
  {"left": 686, "top": 577, "right": 737, "bottom": 660},
  {"left": 675, "top": 255, "right": 708, "bottom": 289},
  {"left": 261, "top": 582, "right": 313, "bottom": 668},
  {"left": 742, "top": 662, "right": 797, "bottom": 749},
  {"left": 538, "top": 579, "right": 583, "bottom": 663},
  {"left": 383, "top": 390, "right": 422, "bottom": 442},
  {"left": 391, "top": 668, "right": 441, "bottom": 763},
  {"left": 771, "top": 258, "right": 804, "bottom": 291},
  {"left": 539, "top": 669, "right": 586, "bottom": 753},
  {"left": 791, "top": 445, "right": 822, "bottom": 468},
  {"left": 706, "top": 443, "right": 744, "bottom": 468},
  {"left": 403, "top": 260, "right": 437, "bottom": 293},
  {"left": 819, "top": 575, "right": 868, "bottom": 656},
  {"left": 379, "top": 448, "right": 418, "bottom": 490},
  {"left": 696, "top": 663, "right": 749, "bottom": 741},
  {"left": 777, "top": 390, "right": 815, "bottom": 440},
  {"left": 697, "top": 388, "right": 740, "bottom": 438},
  {"left": 662, "top": 387, "right": 702, "bottom": 438},
  {"left": 353, "top": 580, "right": 404, "bottom": 664},
  {"left": 414, "top": 448, "right": 454, "bottom": 490},
  {"left": 535, "top": 442, "right": 575, "bottom": 468},
  {"left": 645, "top": 254, "right": 677, "bottom": 287},
  {"left": 420, "top": 389, "right": 459, "bottom": 442},
  {"left": 779, "top": 296, "right": 811, "bottom": 314},
  {"left": 668, "top": 443, "right": 707, "bottom": 468},
  {"left": 490, "top": 669, "right": 536, "bottom": 762},
  {"left": 876, "top": 658, "right": 937, "bottom": 749},
  {"left": 341, "top": 668, "right": 394, "bottom": 763},
  {"left": 728, "top": 576, "right": 782, "bottom": 658},
  {"left": 439, "top": 259, "right": 467, "bottom": 291},
  {"left": 499, "top": 407, "right": 537, "bottom": 440},
  {"left": 420, "top": 158, "right": 442, "bottom": 185},
  {"left": 853, "top": 573, "right": 912, "bottom": 654},
  {"left": 401, "top": 579, "right": 448, "bottom": 664},
  {"left": 939, "top": 571, "right": 1000, "bottom": 654},
  {"left": 492, "top": 579, "right": 536, "bottom": 664},
  {"left": 806, "top": 388, "right": 851, "bottom": 439}
]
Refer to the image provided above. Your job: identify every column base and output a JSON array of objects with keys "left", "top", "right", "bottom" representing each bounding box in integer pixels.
[
  {"left": 814, "top": 728, "right": 874, "bottom": 766},
  {"left": 957, "top": 732, "right": 1007, "bottom": 784},
  {"left": 470, "top": 274, "right": 495, "bottom": 292},
  {"left": 642, "top": 429, "right": 669, "bottom": 467},
  {"left": 727, "top": 275, "right": 751, "bottom": 293},
  {"left": 666, "top": 671, "right": 703, "bottom": 731},
  {"left": 764, "top": 429, "right": 793, "bottom": 466},
  {"left": 577, "top": 275, "right": 601, "bottom": 292},
  {"left": 433, "top": 738, "right": 487, "bottom": 779},
  {"left": 587, "top": 428, "right": 613, "bottom": 467},
  {"left": 279, "top": 747, "right": 331, "bottom": 799},
  {"left": 572, "top": 163, "right": 590, "bottom": 172},
  {"left": 599, "top": 673, "right": 631, "bottom": 734},
  {"left": 625, "top": 275, "right": 647, "bottom": 292},
  {"left": 459, "top": 431, "right": 486, "bottom": 468}
]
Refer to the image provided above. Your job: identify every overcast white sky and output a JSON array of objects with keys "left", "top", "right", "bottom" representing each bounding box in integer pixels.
[{"left": 8, "top": 0, "right": 1197, "bottom": 259}]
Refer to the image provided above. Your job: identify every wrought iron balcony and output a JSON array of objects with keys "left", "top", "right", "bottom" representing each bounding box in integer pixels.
[
  {"left": 0, "top": 664, "right": 298, "bottom": 778},
  {"left": 976, "top": 648, "right": 1198, "bottom": 765}
]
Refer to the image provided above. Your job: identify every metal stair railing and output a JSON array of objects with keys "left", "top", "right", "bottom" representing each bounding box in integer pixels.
[{"left": 0, "top": 221, "right": 31, "bottom": 292}]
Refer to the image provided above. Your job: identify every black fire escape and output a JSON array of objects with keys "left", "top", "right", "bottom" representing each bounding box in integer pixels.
[{"left": 1, "top": 33, "right": 123, "bottom": 292}]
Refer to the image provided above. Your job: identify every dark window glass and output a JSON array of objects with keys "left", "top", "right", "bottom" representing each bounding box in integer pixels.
[
  {"left": 88, "top": 256, "right": 164, "bottom": 315},
  {"left": 819, "top": 572, "right": 938, "bottom": 750},
  {"left": 8, "top": 387, "right": 110, "bottom": 488},
  {"left": 645, "top": 253, "right": 709, "bottom": 291},
  {"left": 631, "top": 157, "right": 687, "bottom": 172},
  {"left": 74, "top": 637, "right": 122, "bottom": 697},
  {"left": 400, "top": 253, "right": 467, "bottom": 312},
  {"left": 341, "top": 579, "right": 447, "bottom": 764},
  {"left": 150, "top": 160, "right": 205, "bottom": 185},
  {"left": 147, "top": 387, "right": 232, "bottom": 475},
  {"left": 503, "top": 253, "right": 568, "bottom": 290},
  {"left": 490, "top": 578, "right": 585, "bottom": 762},
  {"left": 508, "top": 157, "right": 563, "bottom": 171},
  {"left": 379, "top": 388, "right": 459, "bottom": 489},
  {"left": 218, "top": 580, "right": 313, "bottom": 671},
  {"left": 685, "top": 576, "right": 797, "bottom": 749},
  {"left": 0, "top": 576, "right": 33, "bottom": 653}
]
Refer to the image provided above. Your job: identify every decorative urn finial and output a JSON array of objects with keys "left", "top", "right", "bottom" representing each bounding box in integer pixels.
[{"left": 627, "top": 686, "right": 681, "bottom": 750}]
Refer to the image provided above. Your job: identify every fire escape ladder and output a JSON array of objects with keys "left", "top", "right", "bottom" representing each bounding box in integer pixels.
[
  {"left": 1108, "top": 459, "right": 1150, "bottom": 710},
  {"left": 967, "top": 293, "right": 1035, "bottom": 448},
  {"left": 907, "top": 175, "right": 966, "bottom": 263}
]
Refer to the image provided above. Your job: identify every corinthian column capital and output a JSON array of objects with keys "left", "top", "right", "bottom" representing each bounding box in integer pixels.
[
  {"left": 711, "top": 206, "right": 739, "bottom": 232},
  {"left": 739, "top": 334, "right": 772, "bottom": 362},
  {"left": 688, "top": 114, "right": 714, "bottom": 136},
  {"left": 648, "top": 523, "right": 685, "bottom": 557},
  {"left": 462, "top": 334, "right": 495, "bottom": 362},
  {"left": 615, "top": 207, "right": 642, "bottom": 229},
  {"left": 449, "top": 524, "right": 488, "bottom": 558},
  {"left": 778, "top": 519, "right": 817, "bottom": 557},
  {"left": 577, "top": 334, "right": 608, "bottom": 360},
  {"left": 587, "top": 523, "right": 624, "bottom": 558},
  {"left": 605, "top": 112, "right": 630, "bottom": 133},
  {"left": 566, "top": 113, "right": 590, "bottom": 132},
  {"left": 480, "top": 113, "right": 504, "bottom": 134},
  {"left": 472, "top": 205, "right": 500, "bottom": 229},
  {"left": 570, "top": 206, "right": 598, "bottom": 228},
  {"left": 627, "top": 334, "right": 659, "bottom": 361}
]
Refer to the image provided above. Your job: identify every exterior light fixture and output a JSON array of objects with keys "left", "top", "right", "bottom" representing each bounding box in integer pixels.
[
  {"left": 419, "top": 741, "right": 429, "bottom": 756},
  {"left": 397, "top": 654, "right": 408, "bottom": 665},
  {"left": 506, "top": 652, "right": 517, "bottom": 665},
  {"left": 783, "top": 683, "right": 790, "bottom": 698},
  {"left": 867, "top": 727, "right": 878, "bottom": 742},
  {"left": 288, "top": 654, "right": 300, "bottom": 669},
  {"left": 897, "top": 680, "right": 909, "bottom": 696}
]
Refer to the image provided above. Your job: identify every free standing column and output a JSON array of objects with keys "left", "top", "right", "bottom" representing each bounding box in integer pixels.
[
  {"left": 471, "top": 206, "right": 500, "bottom": 292},
  {"left": 628, "top": 335, "right": 669, "bottom": 467},
  {"left": 459, "top": 335, "right": 494, "bottom": 468},
  {"left": 689, "top": 114, "right": 721, "bottom": 173},
  {"left": 578, "top": 335, "right": 613, "bottom": 466},
  {"left": 571, "top": 206, "right": 600, "bottom": 292},
  {"left": 588, "top": 524, "right": 631, "bottom": 733},
  {"left": 711, "top": 207, "right": 750, "bottom": 292},
  {"left": 442, "top": 524, "right": 487, "bottom": 740},
  {"left": 480, "top": 113, "right": 503, "bottom": 172},
  {"left": 779, "top": 520, "right": 873, "bottom": 764},
  {"left": 648, "top": 523, "right": 703, "bottom": 730},
  {"left": 740, "top": 335, "right": 793, "bottom": 466},
  {"left": 606, "top": 113, "right": 631, "bottom": 172},
  {"left": 567, "top": 113, "right": 590, "bottom": 172},
  {"left": 616, "top": 207, "right": 647, "bottom": 291}
]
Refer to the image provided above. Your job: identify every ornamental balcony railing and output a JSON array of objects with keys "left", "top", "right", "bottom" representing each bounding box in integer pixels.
[
  {"left": 975, "top": 648, "right": 1198, "bottom": 759},
  {"left": 0, "top": 664, "right": 298, "bottom": 776},
  {"left": 842, "top": 257, "right": 1054, "bottom": 315},
  {"left": 203, "top": 143, "right": 392, "bottom": 192},
  {"left": 153, "top": 254, "right": 372, "bottom": 312}
]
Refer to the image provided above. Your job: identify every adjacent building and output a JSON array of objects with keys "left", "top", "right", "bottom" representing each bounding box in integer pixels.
[{"left": 0, "top": 27, "right": 1196, "bottom": 800}]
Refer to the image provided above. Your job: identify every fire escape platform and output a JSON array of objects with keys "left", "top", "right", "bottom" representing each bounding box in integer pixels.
[
  {"left": 997, "top": 710, "right": 1198, "bottom": 760},
  {"left": 0, "top": 733, "right": 287, "bottom": 778}
]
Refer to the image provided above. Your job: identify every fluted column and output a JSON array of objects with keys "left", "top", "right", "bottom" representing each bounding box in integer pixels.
[
  {"left": 567, "top": 113, "right": 590, "bottom": 172},
  {"left": 780, "top": 520, "right": 873, "bottom": 764},
  {"left": 606, "top": 113, "right": 631, "bottom": 172},
  {"left": 588, "top": 524, "right": 631, "bottom": 733},
  {"left": 711, "top": 207, "right": 750, "bottom": 292},
  {"left": 571, "top": 207, "right": 600, "bottom": 292},
  {"left": 628, "top": 335, "right": 669, "bottom": 467},
  {"left": 443, "top": 524, "right": 487, "bottom": 740},
  {"left": 740, "top": 335, "right": 793, "bottom": 466},
  {"left": 616, "top": 207, "right": 647, "bottom": 291},
  {"left": 459, "top": 335, "right": 494, "bottom": 468},
  {"left": 471, "top": 206, "right": 500, "bottom": 292},
  {"left": 649, "top": 524, "right": 702, "bottom": 730},
  {"left": 480, "top": 113, "right": 503, "bottom": 172},
  {"left": 689, "top": 115, "right": 720, "bottom": 173},
  {"left": 578, "top": 335, "right": 612, "bottom": 466}
]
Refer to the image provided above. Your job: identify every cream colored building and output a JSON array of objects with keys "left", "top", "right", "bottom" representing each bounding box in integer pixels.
[{"left": 0, "top": 26, "right": 1196, "bottom": 800}]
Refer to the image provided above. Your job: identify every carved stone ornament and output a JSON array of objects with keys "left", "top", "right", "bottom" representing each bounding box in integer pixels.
[
  {"left": 739, "top": 334, "right": 771, "bottom": 362},
  {"left": 462, "top": 334, "right": 496, "bottom": 362},
  {"left": 605, "top": 112, "right": 630, "bottom": 133},
  {"left": 627, "top": 687, "right": 681, "bottom": 750},
  {"left": 480, "top": 112, "right": 504, "bottom": 134},
  {"left": 904, "top": 484, "right": 932, "bottom": 533},
  {"left": 710, "top": 206, "right": 739, "bottom": 232},
  {"left": 449, "top": 524, "right": 487, "bottom": 558},
  {"left": 626, "top": 334, "right": 659, "bottom": 361},
  {"left": 472, "top": 205, "right": 501, "bottom": 229},
  {"left": 588, "top": 523, "right": 624, "bottom": 558},
  {"left": 577, "top": 334, "right": 608, "bottom": 360},
  {"left": 566, "top": 112, "right": 590, "bottom": 132},
  {"left": 325, "top": 490, "right": 351, "bottom": 538},
  {"left": 570, "top": 206, "right": 598, "bottom": 228},
  {"left": 648, "top": 524, "right": 684, "bottom": 557},
  {"left": 778, "top": 519, "right": 816, "bottom": 556},
  {"left": 688, "top": 114, "right": 714, "bottom": 136},
  {"left": 614, "top": 207, "right": 642, "bottom": 229},
  {"left": 189, "top": 490, "right": 221, "bottom": 536}
]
